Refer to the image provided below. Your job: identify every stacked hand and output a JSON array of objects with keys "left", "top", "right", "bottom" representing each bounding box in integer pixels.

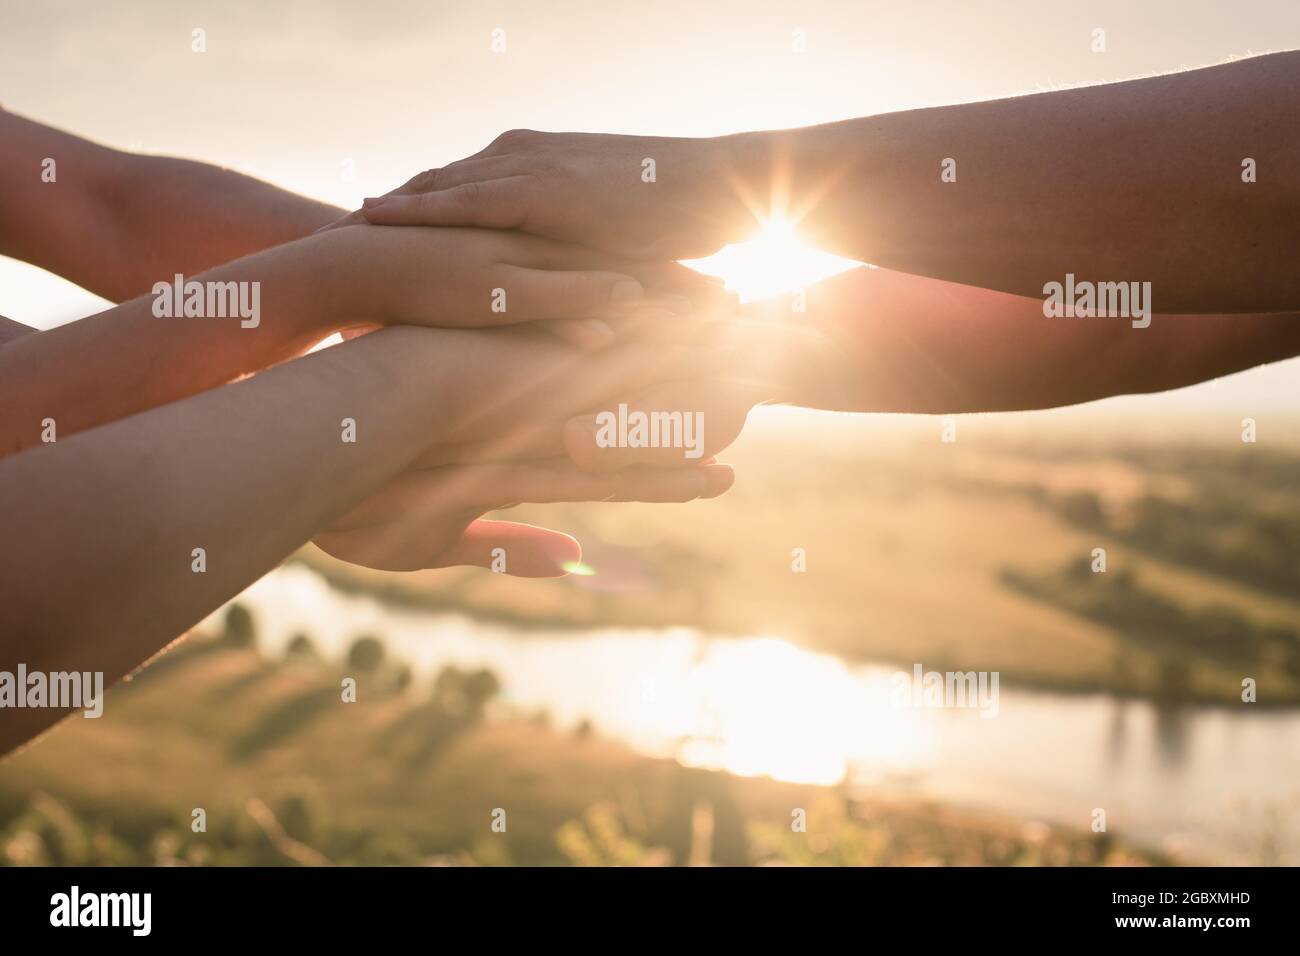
[
  {"left": 10, "top": 56, "right": 1300, "bottom": 756},
  {"left": 299, "top": 212, "right": 751, "bottom": 576},
  {"left": 312, "top": 325, "right": 745, "bottom": 575},
  {"left": 340, "top": 130, "right": 759, "bottom": 260},
  {"left": 278, "top": 102, "right": 1300, "bottom": 574}
]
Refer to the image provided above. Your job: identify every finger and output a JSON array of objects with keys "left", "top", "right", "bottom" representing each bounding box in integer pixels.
[
  {"left": 492, "top": 265, "right": 649, "bottom": 321},
  {"left": 630, "top": 262, "right": 734, "bottom": 308},
  {"left": 438, "top": 519, "right": 580, "bottom": 577},
  {"left": 395, "top": 157, "right": 524, "bottom": 195},
  {"left": 599, "top": 462, "right": 735, "bottom": 502},
  {"left": 429, "top": 333, "right": 743, "bottom": 451},
  {"left": 312, "top": 503, "right": 478, "bottom": 572},
  {"left": 469, "top": 459, "right": 735, "bottom": 507},
  {"left": 337, "top": 459, "right": 734, "bottom": 532},
  {"left": 315, "top": 209, "right": 369, "bottom": 233},
  {"left": 537, "top": 317, "right": 617, "bottom": 351},
  {"left": 472, "top": 234, "right": 718, "bottom": 318},
  {"left": 362, "top": 176, "right": 536, "bottom": 229},
  {"left": 527, "top": 342, "right": 745, "bottom": 427},
  {"left": 507, "top": 240, "right": 731, "bottom": 308},
  {"left": 603, "top": 306, "right": 732, "bottom": 346}
]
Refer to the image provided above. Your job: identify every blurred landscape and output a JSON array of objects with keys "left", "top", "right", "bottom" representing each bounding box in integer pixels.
[
  {"left": 0, "top": 632, "right": 1160, "bottom": 867},
  {"left": 304, "top": 411, "right": 1300, "bottom": 705},
  {"left": 2, "top": 0, "right": 1299, "bottom": 872},
  {"left": 4, "top": 410, "right": 1298, "bottom": 866}
]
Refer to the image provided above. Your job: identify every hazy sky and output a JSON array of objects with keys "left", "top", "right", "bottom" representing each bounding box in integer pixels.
[{"left": 1, "top": 0, "right": 1296, "bottom": 420}]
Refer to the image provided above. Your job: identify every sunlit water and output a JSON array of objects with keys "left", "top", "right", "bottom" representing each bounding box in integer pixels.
[{"left": 215, "top": 564, "right": 1300, "bottom": 864}]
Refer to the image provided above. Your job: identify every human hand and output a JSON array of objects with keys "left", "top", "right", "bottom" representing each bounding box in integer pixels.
[
  {"left": 558, "top": 378, "right": 762, "bottom": 473},
  {"left": 308, "top": 322, "right": 745, "bottom": 579},
  {"left": 313, "top": 458, "right": 734, "bottom": 575},
  {"left": 398, "top": 324, "right": 742, "bottom": 469},
  {"left": 350, "top": 130, "right": 761, "bottom": 260},
  {"left": 756, "top": 266, "right": 1300, "bottom": 414},
  {"left": 555, "top": 312, "right": 812, "bottom": 472},
  {"left": 311, "top": 221, "right": 733, "bottom": 349}
]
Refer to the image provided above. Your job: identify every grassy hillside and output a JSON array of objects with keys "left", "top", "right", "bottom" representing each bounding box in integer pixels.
[{"left": 0, "top": 634, "right": 1160, "bottom": 866}]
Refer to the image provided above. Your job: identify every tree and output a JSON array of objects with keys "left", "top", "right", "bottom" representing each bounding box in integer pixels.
[
  {"left": 221, "top": 603, "right": 256, "bottom": 648},
  {"left": 346, "top": 635, "right": 385, "bottom": 672}
]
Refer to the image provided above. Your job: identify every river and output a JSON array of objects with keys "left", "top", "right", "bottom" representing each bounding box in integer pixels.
[{"left": 217, "top": 564, "right": 1300, "bottom": 865}]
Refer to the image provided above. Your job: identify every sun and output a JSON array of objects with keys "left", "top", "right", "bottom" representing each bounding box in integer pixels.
[{"left": 682, "top": 215, "right": 859, "bottom": 303}]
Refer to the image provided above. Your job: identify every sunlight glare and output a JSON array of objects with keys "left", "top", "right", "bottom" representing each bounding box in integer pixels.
[
  {"left": 682, "top": 216, "right": 860, "bottom": 303},
  {"left": 675, "top": 638, "right": 930, "bottom": 786}
]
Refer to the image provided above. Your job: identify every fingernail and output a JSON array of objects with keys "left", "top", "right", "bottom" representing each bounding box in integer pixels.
[
  {"left": 703, "top": 464, "right": 735, "bottom": 498},
  {"left": 610, "top": 280, "right": 645, "bottom": 307},
  {"left": 362, "top": 197, "right": 387, "bottom": 209}
]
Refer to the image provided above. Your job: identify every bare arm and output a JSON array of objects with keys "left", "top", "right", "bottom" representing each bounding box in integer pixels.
[
  {"left": 0, "top": 323, "right": 730, "bottom": 755},
  {"left": 741, "top": 268, "right": 1300, "bottom": 414},
  {"left": 0, "top": 108, "right": 342, "bottom": 302},
  {"left": 737, "top": 51, "right": 1300, "bottom": 313},
  {"left": 0, "top": 229, "right": 353, "bottom": 457},
  {"left": 0, "top": 326, "right": 448, "bottom": 753},
  {"left": 0, "top": 109, "right": 354, "bottom": 456},
  {"left": 363, "top": 51, "right": 1300, "bottom": 313},
  {"left": 0, "top": 220, "right": 714, "bottom": 457},
  {"left": 560, "top": 266, "right": 1300, "bottom": 476}
]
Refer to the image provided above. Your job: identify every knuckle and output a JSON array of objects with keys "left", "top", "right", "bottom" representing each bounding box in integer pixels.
[
  {"left": 454, "top": 179, "right": 484, "bottom": 207},
  {"left": 401, "top": 167, "right": 441, "bottom": 193},
  {"left": 493, "top": 128, "right": 534, "bottom": 149}
]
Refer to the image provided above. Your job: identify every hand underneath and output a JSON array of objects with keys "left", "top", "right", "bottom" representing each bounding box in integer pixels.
[
  {"left": 313, "top": 458, "right": 733, "bottom": 575},
  {"left": 312, "top": 324, "right": 742, "bottom": 575}
]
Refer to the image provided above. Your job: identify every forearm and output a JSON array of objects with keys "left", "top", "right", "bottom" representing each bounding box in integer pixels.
[
  {"left": 0, "top": 325, "right": 449, "bottom": 754},
  {"left": 0, "top": 230, "right": 359, "bottom": 457},
  {"left": 0, "top": 108, "right": 342, "bottom": 302},
  {"left": 743, "top": 268, "right": 1300, "bottom": 413},
  {"left": 727, "top": 52, "right": 1300, "bottom": 313}
]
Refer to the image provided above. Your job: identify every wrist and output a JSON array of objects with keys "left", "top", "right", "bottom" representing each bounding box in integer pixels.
[
  {"left": 331, "top": 325, "right": 457, "bottom": 454},
  {"left": 717, "top": 121, "right": 872, "bottom": 251},
  {"left": 700, "top": 132, "right": 771, "bottom": 242},
  {"left": 287, "top": 227, "right": 390, "bottom": 337}
]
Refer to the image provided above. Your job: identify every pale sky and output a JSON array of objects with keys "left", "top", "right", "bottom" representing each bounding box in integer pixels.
[{"left": 1, "top": 0, "right": 1296, "bottom": 422}]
